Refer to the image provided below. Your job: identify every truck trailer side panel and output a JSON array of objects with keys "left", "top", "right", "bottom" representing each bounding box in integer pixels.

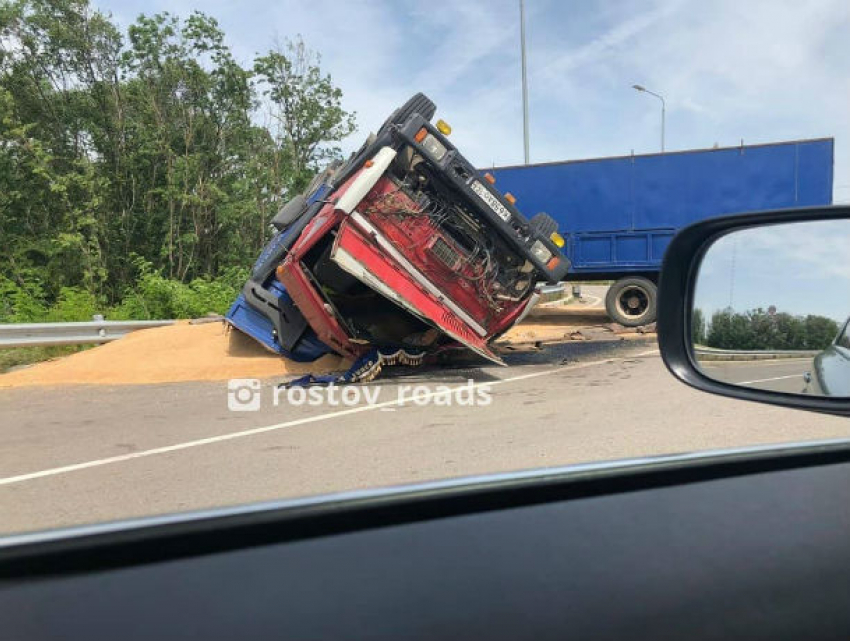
[{"left": 488, "top": 138, "right": 834, "bottom": 274}]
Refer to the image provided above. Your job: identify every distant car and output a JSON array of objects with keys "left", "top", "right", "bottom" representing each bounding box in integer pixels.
[{"left": 804, "top": 316, "right": 850, "bottom": 396}]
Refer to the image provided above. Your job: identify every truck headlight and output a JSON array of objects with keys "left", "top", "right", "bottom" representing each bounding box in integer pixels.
[
  {"left": 530, "top": 240, "right": 552, "bottom": 264},
  {"left": 421, "top": 133, "right": 447, "bottom": 161}
]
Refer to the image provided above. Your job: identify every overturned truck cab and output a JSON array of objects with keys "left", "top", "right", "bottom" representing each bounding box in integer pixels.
[{"left": 226, "top": 93, "right": 570, "bottom": 370}]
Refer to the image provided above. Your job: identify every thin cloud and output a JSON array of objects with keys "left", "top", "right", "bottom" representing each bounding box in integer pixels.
[{"left": 93, "top": 0, "right": 849, "bottom": 200}]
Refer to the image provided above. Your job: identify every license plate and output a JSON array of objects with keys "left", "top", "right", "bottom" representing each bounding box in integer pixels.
[{"left": 470, "top": 180, "right": 511, "bottom": 223}]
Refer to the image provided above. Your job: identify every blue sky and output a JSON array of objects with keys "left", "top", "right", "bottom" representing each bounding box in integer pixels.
[
  {"left": 694, "top": 220, "right": 850, "bottom": 323},
  {"left": 97, "top": 0, "right": 849, "bottom": 202}
]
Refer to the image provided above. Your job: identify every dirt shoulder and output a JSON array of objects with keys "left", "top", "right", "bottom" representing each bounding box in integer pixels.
[{"left": 0, "top": 321, "right": 348, "bottom": 388}]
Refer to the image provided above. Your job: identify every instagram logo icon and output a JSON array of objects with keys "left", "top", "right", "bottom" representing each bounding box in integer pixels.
[{"left": 227, "top": 379, "right": 262, "bottom": 411}]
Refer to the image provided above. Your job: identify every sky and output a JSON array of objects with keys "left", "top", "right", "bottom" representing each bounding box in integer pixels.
[
  {"left": 694, "top": 219, "right": 850, "bottom": 323},
  {"left": 95, "top": 0, "right": 850, "bottom": 203}
]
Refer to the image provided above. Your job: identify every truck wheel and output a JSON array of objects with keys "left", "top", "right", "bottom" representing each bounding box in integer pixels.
[
  {"left": 529, "top": 212, "right": 558, "bottom": 237},
  {"left": 605, "top": 277, "right": 657, "bottom": 327},
  {"left": 377, "top": 93, "right": 437, "bottom": 135}
]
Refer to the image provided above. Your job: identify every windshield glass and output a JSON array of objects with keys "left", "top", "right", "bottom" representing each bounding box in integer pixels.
[{"left": 1, "top": 0, "right": 848, "bottom": 536}]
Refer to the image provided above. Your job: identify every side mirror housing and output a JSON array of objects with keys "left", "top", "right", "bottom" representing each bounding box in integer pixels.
[{"left": 657, "top": 205, "right": 850, "bottom": 417}]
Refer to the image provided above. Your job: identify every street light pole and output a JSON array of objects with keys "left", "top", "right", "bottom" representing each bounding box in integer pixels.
[
  {"left": 520, "top": 0, "right": 530, "bottom": 164},
  {"left": 632, "top": 84, "right": 665, "bottom": 152}
]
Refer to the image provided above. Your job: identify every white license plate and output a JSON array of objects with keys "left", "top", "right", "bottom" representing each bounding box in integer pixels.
[{"left": 470, "top": 180, "right": 511, "bottom": 222}]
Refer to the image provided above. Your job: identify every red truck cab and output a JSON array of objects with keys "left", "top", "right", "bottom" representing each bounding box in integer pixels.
[{"left": 227, "top": 94, "right": 570, "bottom": 366}]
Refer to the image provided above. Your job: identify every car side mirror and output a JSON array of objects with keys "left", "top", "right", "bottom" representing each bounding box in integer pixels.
[{"left": 657, "top": 206, "right": 850, "bottom": 417}]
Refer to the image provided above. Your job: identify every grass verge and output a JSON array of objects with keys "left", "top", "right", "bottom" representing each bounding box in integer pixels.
[{"left": 0, "top": 345, "right": 93, "bottom": 374}]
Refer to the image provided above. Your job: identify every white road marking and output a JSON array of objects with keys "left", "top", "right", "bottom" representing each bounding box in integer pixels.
[
  {"left": 700, "top": 357, "right": 814, "bottom": 368},
  {"left": 737, "top": 374, "right": 805, "bottom": 385},
  {"left": 0, "top": 350, "right": 659, "bottom": 487}
]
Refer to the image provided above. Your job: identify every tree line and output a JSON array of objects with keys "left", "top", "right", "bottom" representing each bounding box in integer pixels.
[
  {"left": 0, "top": 0, "right": 355, "bottom": 321},
  {"left": 693, "top": 308, "right": 839, "bottom": 351}
]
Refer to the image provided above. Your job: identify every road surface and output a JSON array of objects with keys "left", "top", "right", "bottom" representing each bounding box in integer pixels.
[
  {"left": 1, "top": 339, "right": 848, "bottom": 535},
  {"left": 699, "top": 358, "right": 814, "bottom": 393}
]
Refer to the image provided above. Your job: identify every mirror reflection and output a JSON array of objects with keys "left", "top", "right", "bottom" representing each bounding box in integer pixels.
[{"left": 692, "top": 219, "right": 850, "bottom": 397}]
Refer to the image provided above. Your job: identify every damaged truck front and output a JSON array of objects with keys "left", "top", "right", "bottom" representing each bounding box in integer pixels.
[{"left": 226, "top": 93, "right": 570, "bottom": 372}]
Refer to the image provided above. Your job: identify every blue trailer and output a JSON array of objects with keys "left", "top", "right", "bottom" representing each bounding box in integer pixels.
[{"left": 487, "top": 138, "right": 834, "bottom": 325}]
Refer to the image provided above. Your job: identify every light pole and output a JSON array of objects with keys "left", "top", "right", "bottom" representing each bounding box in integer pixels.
[
  {"left": 520, "top": 0, "right": 530, "bottom": 164},
  {"left": 632, "top": 84, "right": 665, "bottom": 152}
]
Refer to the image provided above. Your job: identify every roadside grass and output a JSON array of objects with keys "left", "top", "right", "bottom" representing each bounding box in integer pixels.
[
  {"left": 0, "top": 263, "right": 248, "bottom": 374},
  {"left": 0, "top": 345, "right": 93, "bottom": 374}
]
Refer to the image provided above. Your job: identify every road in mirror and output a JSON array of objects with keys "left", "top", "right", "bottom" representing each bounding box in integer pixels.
[{"left": 691, "top": 219, "right": 850, "bottom": 397}]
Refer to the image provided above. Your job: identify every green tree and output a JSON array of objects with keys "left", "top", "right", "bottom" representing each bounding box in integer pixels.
[
  {"left": 0, "top": 0, "right": 121, "bottom": 298},
  {"left": 692, "top": 307, "right": 707, "bottom": 345},
  {"left": 119, "top": 11, "right": 256, "bottom": 280},
  {"left": 0, "top": 1, "right": 356, "bottom": 313},
  {"left": 803, "top": 315, "right": 841, "bottom": 350},
  {"left": 706, "top": 308, "right": 838, "bottom": 351},
  {"left": 253, "top": 37, "right": 356, "bottom": 195}
]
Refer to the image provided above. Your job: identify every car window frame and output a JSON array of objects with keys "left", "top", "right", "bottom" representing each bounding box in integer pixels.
[{"left": 836, "top": 318, "right": 850, "bottom": 351}]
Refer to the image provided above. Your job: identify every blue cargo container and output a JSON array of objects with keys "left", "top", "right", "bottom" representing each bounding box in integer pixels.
[{"left": 488, "top": 138, "right": 834, "bottom": 325}]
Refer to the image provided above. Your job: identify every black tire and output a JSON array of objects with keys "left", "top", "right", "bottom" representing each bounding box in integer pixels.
[
  {"left": 605, "top": 277, "right": 657, "bottom": 326},
  {"left": 377, "top": 93, "right": 436, "bottom": 136},
  {"left": 334, "top": 96, "right": 435, "bottom": 190},
  {"left": 529, "top": 212, "right": 558, "bottom": 237}
]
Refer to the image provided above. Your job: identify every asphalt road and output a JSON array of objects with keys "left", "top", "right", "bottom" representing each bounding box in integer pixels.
[
  {"left": 699, "top": 358, "right": 814, "bottom": 393},
  {"left": 2, "top": 338, "right": 848, "bottom": 535}
]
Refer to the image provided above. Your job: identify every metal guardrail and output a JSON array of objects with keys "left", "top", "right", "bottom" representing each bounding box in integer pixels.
[
  {"left": 0, "top": 320, "right": 177, "bottom": 348},
  {"left": 694, "top": 346, "right": 819, "bottom": 361}
]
